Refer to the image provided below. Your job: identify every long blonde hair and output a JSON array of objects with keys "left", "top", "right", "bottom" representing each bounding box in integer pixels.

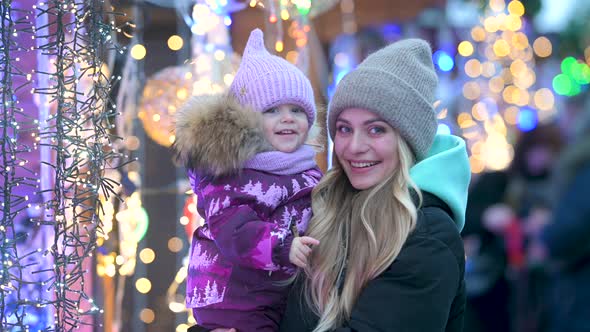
[{"left": 303, "top": 134, "right": 420, "bottom": 332}]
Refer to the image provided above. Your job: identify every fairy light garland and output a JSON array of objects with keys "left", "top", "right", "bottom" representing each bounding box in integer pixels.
[{"left": 1, "top": 0, "right": 126, "bottom": 330}]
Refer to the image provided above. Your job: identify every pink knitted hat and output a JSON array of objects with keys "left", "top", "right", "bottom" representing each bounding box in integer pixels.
[{"left": 229, "top": 29, "right": 316, "bottom": 125}]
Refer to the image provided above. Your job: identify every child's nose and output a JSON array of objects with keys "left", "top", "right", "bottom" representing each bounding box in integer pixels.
[{"left": 280, "top": 111, "right": 294, "bottom": 122}]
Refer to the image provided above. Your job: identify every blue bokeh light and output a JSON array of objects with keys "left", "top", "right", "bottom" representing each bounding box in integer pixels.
[
  {"left": 433, "top": 50, "right": 454, "bottom": 72},
  {"left": 517, "top": 108, "right": 538, "bottom": 132}
]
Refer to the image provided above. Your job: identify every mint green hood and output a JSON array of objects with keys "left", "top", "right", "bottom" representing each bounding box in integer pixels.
[{"left": 410, "top": 134, "right": 471, "bottom": 231}]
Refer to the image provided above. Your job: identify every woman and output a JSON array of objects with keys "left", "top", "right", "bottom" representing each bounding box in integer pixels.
[{"left": 278, "top": 38, "right": 470, "bottom": 332}]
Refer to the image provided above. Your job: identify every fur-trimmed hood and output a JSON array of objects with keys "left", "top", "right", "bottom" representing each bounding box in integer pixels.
[{"left": 172, "top": 93, "right": 272, "bottom": 177}]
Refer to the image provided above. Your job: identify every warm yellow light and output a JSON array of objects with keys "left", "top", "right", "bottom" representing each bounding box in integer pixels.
[
  {"left": 281, "top": 9, "right": 290, "bottom": 20},
  {"left": 508, "top": 1, "right": 525, "bottom": 16},
  {"left": 177, "top": 324, "right": 190, "bottom": 332},
  {"left": 505, "top": 15, "right": 522, "bottom": 31},
  {"left": 493, "top": 39, "right": 511, "bottom": 57},
  {"left": 503, "top": 85, "right": 516, "bottom": 104},
  {"left": 512, "top": 32, "right": 529, "bottom": 50},
  {"left": 106, "top": 264, "right": 116, "bottom": 277},
  {"left": 168, "top": 237, "right": 184, "bottom": 253},
  {"left": 465, "top": 59, "right": 482, "bottom": 78},
  {"left": 490, "top": 0, "right": 506, "bottom": 12},
  {"left": 504, "top": 106, "right": 519, "bottom": 125},
  {"left": 472, "top": 102, "right": 489, "bottom": 121},
  {"left": 152, "top": 114, "right": 160, "bottom": 122},
  {"left": 533, "top": 37, "right": 552, "bottom": 58},
  {"left": 296, "top": 38, "right": 307, "bottom": 48},
  {"left": 471, "top": 26, "right": 486, "bottom": 42},
  {"left": 458, "top": 41, "right": 474, "bottom": 57},
  {"left": 180, "top": 216, "right": 190, "bottom": 225},
  {"left": 515, "top": 70, "right": 535, "bottom": 89},
  {"left": 458, "top": 112, "right": 477, "bottom": 129},
  {"left": 275, "top": 40, "right": 284, "bottom": 52},
  {"left": 136, "top": 278, "right": 152, "bottom": 294},
  {"left": 515, "top": 89, "right": 530, "bottom": 106},
  {"left": 116, "top": 255, "right": 125, "bottom": 265},
  {"left": 140, "top": 308, "right": 155, "bottom": 324},
  {"left": 482, "top": 62, "right": 497, "bottom": 78},
  {"left": 170, "top": 302, "right": 186, "bottom": 313},
  {"left": 469, "top": 155, "right": 486, "bottom": 174},
  {"left": 139, "top": 248, "right": 156, "bottom": 264},
  {"left": 463, "top": 82, "right": 481, "bottom": 100},
  {"left": 169, "top": 135, "right": 175, "bottom": 144},
  {"left": 286, "top": 51, "right": 298, "bottom": 64},
  {"left": 510, "top": 59, "right": 527, "bottom": 78},
  {"left": 223, "top": 73, "right": 234, "bottom": 86},
  {"left": 177, "top": 88, "right": 189, "bottom": 100},
  {"left": 130, "top": 44, "right": 146, "bottom": 60},
  {"left": 534, "top": 88, "right": 555, "bottom": 111},
  {"left": 489, "top": 76, "right": 505, "bottom": 93},
  {"left": 212, "top": 50, "right": 225, "bottom": 61},
  {"left": 249, "top": 0, "right": 257, "bottom": 7},
  {"left": 167, "top": 35, "right": 184, "bottom": 51},
  {"left": 501, "top": 68, "right": 513, "bottom": 84},
  {"left": 484, "top": 17, "right": 500, "bottom": 33}
]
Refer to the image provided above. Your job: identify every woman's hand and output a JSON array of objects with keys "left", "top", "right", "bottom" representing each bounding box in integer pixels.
[{"left": 289, "top": 236, "right": 319, "bottom": 268}]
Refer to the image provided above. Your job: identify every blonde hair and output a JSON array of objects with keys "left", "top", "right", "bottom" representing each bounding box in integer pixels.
[{"left": 302, "top": 134, "right": 420, "bottom": 331}]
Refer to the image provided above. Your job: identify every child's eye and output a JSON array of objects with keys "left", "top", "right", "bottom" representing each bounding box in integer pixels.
[
  {"left": 369, "top": 126, "right": 385, "bottom": 135},
  {"left": 291, "top": 107, "right": 304, "bottom": 113},
  {"left": 263, "top": 108, "right": 278, "bottom": 114}
]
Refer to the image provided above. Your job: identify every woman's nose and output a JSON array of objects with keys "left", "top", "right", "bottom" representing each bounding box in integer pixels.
[{"left": 347, "top": 132, "right": 369, "bottom": 153}]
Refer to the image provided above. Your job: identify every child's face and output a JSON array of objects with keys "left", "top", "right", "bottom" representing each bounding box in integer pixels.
[{"left": 262, "top": 104, "right": 309, "bottom": 153}]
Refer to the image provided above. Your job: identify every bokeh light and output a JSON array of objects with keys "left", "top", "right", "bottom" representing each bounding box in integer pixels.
[
  {"left": 167, "top": 35, "right": 184, "bottom": 51},
  {"left": 533, "top": 37, "right": 552, "bottom": 58}
]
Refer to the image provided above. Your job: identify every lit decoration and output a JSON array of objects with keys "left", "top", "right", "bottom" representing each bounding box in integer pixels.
[
  {"left": 552, "top": 56, "right": 590, "bottom": 97},
  {"left": 1, "top": 0, "right": 125, "bottom": 330},
  {"left": 138, "top": 0, "right": 241, "bottom": 147},
  {"left": 457, "top": 0, "right": 554, "bottom": 173},
  {"left": 168, "top": 35, "right": 185, "bottom": 51},
  {"left": 434, "top": 50, "right": 455, "bottom": 72},
  {"left": 248, "top": 0, "right": 341, "bottom": 73}
]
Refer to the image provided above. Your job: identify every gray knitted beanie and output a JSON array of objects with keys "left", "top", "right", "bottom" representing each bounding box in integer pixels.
[{"left": 328, "top": 38, "right": 438, "bottom": 160}]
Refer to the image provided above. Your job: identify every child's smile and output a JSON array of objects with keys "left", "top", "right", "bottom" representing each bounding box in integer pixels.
[{"left": 262, "top": 104, "right": 309, "bottom": 153}]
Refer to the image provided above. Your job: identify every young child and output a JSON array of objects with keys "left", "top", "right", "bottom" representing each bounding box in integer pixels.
[{"left": 173, "top": 29, "right": 322, "bottom": 331}]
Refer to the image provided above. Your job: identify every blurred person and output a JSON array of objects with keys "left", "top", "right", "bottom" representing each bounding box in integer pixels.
[
  {"left": 541, "top": 97, "right": 590, "bottom": 332},
  {"left": 462, "top": 172, "right": 512, "bottom": 332}
]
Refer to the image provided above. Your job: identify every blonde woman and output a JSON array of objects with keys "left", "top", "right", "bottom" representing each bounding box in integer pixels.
[{"left": 277, "top": 38, "right": 471, "bottom": 332}]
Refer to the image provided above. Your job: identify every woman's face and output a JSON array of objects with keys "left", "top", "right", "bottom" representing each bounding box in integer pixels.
[{"left": 334, "top": 108, "right": 399, "bottom": 190}]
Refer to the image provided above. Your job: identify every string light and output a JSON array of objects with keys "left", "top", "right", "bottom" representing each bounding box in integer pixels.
[{"left": 457, "top": 0, "right": 552, "bottom": 173}]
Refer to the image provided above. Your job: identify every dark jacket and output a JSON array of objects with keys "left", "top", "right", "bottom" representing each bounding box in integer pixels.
[
  {"left": 541, "top": 132, "right": 590, "bottom": 332},
  {"left": 279, "top": 192, "right": 466, "bottom": 332}
]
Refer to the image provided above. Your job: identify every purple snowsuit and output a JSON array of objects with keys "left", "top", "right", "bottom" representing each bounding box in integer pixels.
[{"left": 172, "top": 93, "right": 321, "bottom": 331}]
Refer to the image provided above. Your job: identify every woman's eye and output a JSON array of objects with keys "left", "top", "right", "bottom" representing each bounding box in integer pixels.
[
  {"left": 337, "top": 125, "right": 351, "bottom": 134},
  {"left": 369, "top": 126, "right": 385, "bottom": 135}
]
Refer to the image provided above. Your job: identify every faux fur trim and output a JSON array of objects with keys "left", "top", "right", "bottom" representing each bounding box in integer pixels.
[{"left": 172, "top": 93, "right": 272, "bottom": 176}]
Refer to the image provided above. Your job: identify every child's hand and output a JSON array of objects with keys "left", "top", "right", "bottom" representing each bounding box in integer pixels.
[{"left": 289, "top": 236, "right": 319, "bottom": 268}]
